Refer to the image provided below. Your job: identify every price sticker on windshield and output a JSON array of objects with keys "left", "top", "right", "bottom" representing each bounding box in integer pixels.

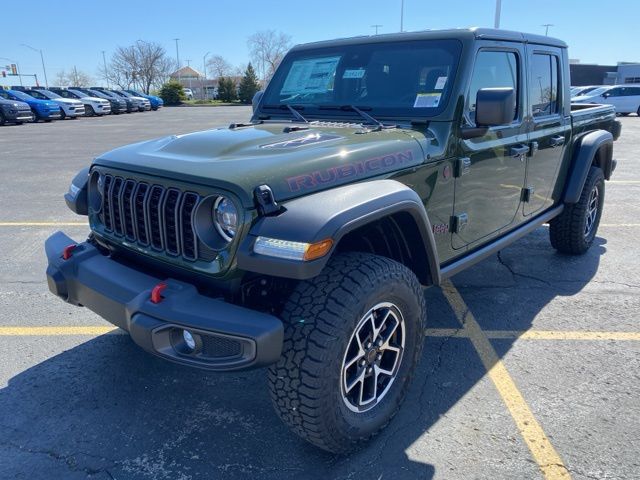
[
  {"left": 413, "top": 92, "right": 441, "bottom": 108},
  {"left": 343, "top": 69, "right": 366, "bottom": 79}
]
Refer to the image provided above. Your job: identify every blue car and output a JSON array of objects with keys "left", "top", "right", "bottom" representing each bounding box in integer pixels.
[
  {"left": 124, "top": 89, "right": 163, "bottom": 110},
  {"left": 0, "top": 89, "right": 62, "bottom": 122}
]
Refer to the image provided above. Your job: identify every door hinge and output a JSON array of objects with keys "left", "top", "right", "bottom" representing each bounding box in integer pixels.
[
  {"left": 451, "top": 213, "right": 469, "bottom": 233},
  {"left": 521, "top": 187, "right": 535, "bottom": 203},
  {"left": 454, "top": 157, "right": 471, "bottom": 178}
]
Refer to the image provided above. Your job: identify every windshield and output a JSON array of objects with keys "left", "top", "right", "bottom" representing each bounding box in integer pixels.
[
  {"left": 261, "top": 39, "right": 462, "bottom": 120},
  {"left": 585, "top": 87, "right": 609, "bottom": 97},
  {"left": 9, "top": 91, "right": 33, "bottom": 101},
  {"left": 37, "top": 90, "right": 61, "bottom": 99}
]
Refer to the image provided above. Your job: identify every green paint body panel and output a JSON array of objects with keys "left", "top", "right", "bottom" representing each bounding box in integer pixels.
[{"left": 87, "top": 28, "right": 620, "bottom": 283}]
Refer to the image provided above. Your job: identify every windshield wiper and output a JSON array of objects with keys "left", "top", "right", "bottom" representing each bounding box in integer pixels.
[
  {"left": 262, "top": 104, "right": 308, "bottom": 123},
  {"left": 318, "top": 105, "right": 391, "bottom": 131}
]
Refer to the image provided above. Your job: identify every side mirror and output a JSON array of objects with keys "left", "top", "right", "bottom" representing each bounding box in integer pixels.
[
  {"left": 475, "top": 87, "right": 516, "bottom": 127},
  {"left": 252, "top": 90, "right": 264, "bottom": 112}
]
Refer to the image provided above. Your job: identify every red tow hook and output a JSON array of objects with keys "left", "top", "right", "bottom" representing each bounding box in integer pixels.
[
  {"left": 62, "top": 244, "right": 78, "bottom": 260},
  {"left": 150, "top": 282, "right": 168, "bottom": 304}
]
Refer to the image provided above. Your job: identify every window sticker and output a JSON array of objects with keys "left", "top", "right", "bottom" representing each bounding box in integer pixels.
[
  {"left": 342, "top": 69, "right": 366, "bottom": 79},
  {"left": 281, "top": 56, "right": 341, "bottom": 95},
  {"left": 434, "top": 76, "right": 448, "bottom": 90},
  {"left": 414, "top": 92, "right": 441, "bottom": 108}
]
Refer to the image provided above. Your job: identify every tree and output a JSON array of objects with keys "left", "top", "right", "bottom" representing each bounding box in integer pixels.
[
  {"left": 238, "top": 63, "right": 261, "bottom": 104},
  {"left": 100, "top": 41, "right": 173, "bottom": 93},
  {"left": 217, "top": 77, "right": 237, "bottom": 102},
  {"left": 206, "top": 55, "right": 232, "bottom": 79},
  {"left": 54, "top": 68, "right": 92, "bottom": 87},
  {"left": 159, "top": 80, "right": 185, "bottom": 105},
  {"left": 247, "top": 30, "right": 292, "bottom": 83}
]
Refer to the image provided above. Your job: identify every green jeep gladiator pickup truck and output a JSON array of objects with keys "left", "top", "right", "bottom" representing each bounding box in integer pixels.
[{"left": 46, "top": 28, "right": 621, "bottom": 452}]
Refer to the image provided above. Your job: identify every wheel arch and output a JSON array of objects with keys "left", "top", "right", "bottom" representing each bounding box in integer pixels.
[
  {"left": 563, "top": 130, "right": 613, "bottom": 203},
  {"left": 236, "top": 180, "right": 441, "bottom": 286}
]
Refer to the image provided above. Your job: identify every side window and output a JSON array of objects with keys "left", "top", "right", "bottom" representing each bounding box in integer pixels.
[
  {"left": 606, "top": 88, "right": 620, "bottom": 97},
  {"left": 467, "top": 50, "right": 518, "bottom": 125},
  {"left": 29, "top": 91, "right": 46, "bottom": 100},
  {"left": 530, "top": 54, "right": 559, "bottom": 117}
]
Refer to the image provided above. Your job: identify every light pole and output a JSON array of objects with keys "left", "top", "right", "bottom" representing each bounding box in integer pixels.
[
  {"left": 400, "top": 0, "right": 404, "bottom": 32},
  {"left": 542, "top": 24, "right": 554, "bottom": 36},
  {"left": 101, "top": 50, "right": 109, "bottom": 88},
  {"left": 371, "top": 24, "right": 383, "bottom": 35},
  {"left": 21, "top": 44, "right": 48, "bottom": 87},
  {"left": 494, "top": 0, "right": 502, "bottom": 28},
  {"left": 0, "top": 57, "right": 22, "bottom": 86},
  {"left": 203, "top": 51, "right": 210, "bottom": 100}
]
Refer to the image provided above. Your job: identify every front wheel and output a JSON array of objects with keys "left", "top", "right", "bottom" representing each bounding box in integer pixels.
[
  {"left": 550, "top": 166, "right": 605, "bottom": 254},
  {"left": 268, "top": 252, "right": 426, "bottom": 453}
]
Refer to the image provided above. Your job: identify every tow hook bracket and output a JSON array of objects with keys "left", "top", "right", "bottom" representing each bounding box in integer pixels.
[
  {"left": 151, "top": 282, "right": 168, "bottom": 304},
  {"left": 62, "top": 244, "right": 78, "bottom": 260}
]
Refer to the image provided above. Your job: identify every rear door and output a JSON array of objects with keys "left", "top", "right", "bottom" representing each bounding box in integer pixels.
[
  {"left": 453, "top": 44, "right": 528, "bottom": 249},
  {"left": 523, "top": 45, "right": 570, "bottom": 215}
]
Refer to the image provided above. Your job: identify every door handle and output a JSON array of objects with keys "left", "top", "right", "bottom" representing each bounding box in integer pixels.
[
  {"left": 550, "top": 135, "right": 565, "bottom": 147},
  {"left": 509, "top": 144, "right": 530, "bottom": 158}
]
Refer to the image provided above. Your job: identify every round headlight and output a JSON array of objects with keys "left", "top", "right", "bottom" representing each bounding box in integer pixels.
[{"left": 213, "top": 196, "right": 238, "bottom": 242}]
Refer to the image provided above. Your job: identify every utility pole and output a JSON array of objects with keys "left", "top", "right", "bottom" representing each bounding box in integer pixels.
[
  {"left": 203, "top": 51, "right": 210, "bottom": 100},
  {"left": 542, "top": 24, "right": 554, "bottom": 36},
  {"left": 494, "top": 0, "right": 502, "bottom": 28},
  {"left": 101, "top": 50, "right": 109, "bottom": 88},
  {"left": 173, "top": 38, "right": 181, "bottom": 85},
  {"left": 400, "top": 0, "right": 404, "bottom": 32},
  {"left": 371, "top": 24, "right": 383, "bottom": 35},
  {"left": 21, "top": 44, "right": 48, "bottom": 87}
]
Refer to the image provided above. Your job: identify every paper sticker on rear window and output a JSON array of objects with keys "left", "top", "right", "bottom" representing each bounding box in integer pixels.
[
  {"left": 281, "top": 56, "right": 341, "bottom": 95},
  {"left": 434, "top": 76, "right": 447, "bottom": 90},
  {"left": 342, "top": 69, "right": 366, "bottom": 79},
  {"left": 414, "top": 93, "right": 441, "bottom": 108}
]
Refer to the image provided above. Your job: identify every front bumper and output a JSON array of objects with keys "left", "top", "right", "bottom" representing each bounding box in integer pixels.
[
  {"left": 45, "top": 231, "right": 283, "bottom": 371},
  {"left": 3, "top": 109, "right": 33, "bottom": 122}
]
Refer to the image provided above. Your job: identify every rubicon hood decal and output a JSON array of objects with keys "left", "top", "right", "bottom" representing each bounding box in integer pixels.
[{"left": 260, "top": 132, "right": 342, "bottom": 149}]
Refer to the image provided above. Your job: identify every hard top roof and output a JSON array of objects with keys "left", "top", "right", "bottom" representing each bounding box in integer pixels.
[{"left": 291, "top": 27, "right": 567, "bottom": 51}]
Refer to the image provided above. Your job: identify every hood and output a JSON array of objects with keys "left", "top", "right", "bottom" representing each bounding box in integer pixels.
[
  {"left": 94, "top": 123, "right": 426, "bottom": 208},
  {"left": 83, "top": 96, "right": 109, "bottom": 103},
  {"left": 54, "top": 98, "right": 82, "bottom": 106}
]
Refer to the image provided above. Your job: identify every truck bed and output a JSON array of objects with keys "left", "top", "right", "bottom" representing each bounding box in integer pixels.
[{"left": 570, "top": 103, "right": 620, "bottom": 139}]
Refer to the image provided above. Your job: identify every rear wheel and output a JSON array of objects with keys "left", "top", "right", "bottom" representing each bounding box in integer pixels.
[
  {"left": 549, "top": 166, "right": 605, "bottom": 254},
  {"left": 268, "top": 252, "right": 426, "bottom": 453},
  {"left": 0, "top": 112, "right": 5, "bottom": 126}
]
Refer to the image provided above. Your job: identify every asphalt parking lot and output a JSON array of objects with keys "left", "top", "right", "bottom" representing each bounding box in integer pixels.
[{"left": 0, "top": 108, "right": 639, "bottom": 480}]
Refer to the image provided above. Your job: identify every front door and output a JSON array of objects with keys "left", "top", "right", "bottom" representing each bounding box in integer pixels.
[
  {"left": 524, "top": 46, "right": 570, "bottom": 215},
  {"left": 453, "top": 45, "right": 528, "bottom": 249}
]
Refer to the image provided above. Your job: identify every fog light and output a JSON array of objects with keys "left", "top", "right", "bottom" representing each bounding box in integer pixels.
[{"left": 182, "top": 330, "right": 196, "bottom": 351}]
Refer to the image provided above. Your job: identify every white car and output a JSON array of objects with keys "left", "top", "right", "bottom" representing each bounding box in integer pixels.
[
  {"left": 570, "top": 85, "right": 602, "bottom": 99},
  {"left": 27, "top": 88, "right": 85, "bottom": 119},
  {"left": 114, "top": 90, "right": 152, "bottom": 111},
  {"left": 183, "top": 88, "right": 194, "bottom": 100},
  {"left": 49, "top": 87, "right": 112, "bottom": 116},
  {"left": 573, "top": 84, "right": 640, "bottom": 116}
]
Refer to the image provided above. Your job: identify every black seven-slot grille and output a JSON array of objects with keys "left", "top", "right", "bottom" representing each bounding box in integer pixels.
[{"left": 100, "top": 174, "right": 200, "bottom": 261}]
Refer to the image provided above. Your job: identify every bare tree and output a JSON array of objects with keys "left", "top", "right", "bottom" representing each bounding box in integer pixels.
[
  {"left": 247, "top": 30, "right": 292, "bottom": 83},
  {"left": 54, "top": 68, "right": 93, "bottom": 87},
  {"left": 99, "top": 41, "right": 174, "bottom": 93},
  {"left": 206, "top": 55, "right": 233, "bottom": 79}
]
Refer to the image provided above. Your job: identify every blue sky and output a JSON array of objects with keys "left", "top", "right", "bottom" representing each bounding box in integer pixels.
[{"left": 1, "top": 0, "right": 637, "bottom": 87}]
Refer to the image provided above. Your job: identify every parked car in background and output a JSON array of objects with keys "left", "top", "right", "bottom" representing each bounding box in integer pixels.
[
  {"left": 570, "top": 85, "right": 602, "bottom": 98},
  {"left": 183, "top": 88, "right": 193, "bottom": 100},
  {"left": 25, "top": 88, "right": 86, "bottom": 119},
  {"left": 124, "top": 89, "right": 164, "bottom": 110},
  {"left": 49, "top": 87, "right": 112, "bottom": 116},
  {"left": 110, "top": 90, "right": 151, "bottom": 111},
  {"left": 91, "top": 88, "right": 138, "bottom": 113},
  {"left": 0, "top": 89, "right": 61, "bottom": 122},
  {"left": 73, "top": 88, "right": 127, "bottom": 114},
  {"left": 0, "top": 96, "right": 33, "bottom": 125},
  {"left": 573, "top": 85, "right": 640, "bottom": 116}
]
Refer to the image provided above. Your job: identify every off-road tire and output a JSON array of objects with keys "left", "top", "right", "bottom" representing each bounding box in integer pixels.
[
  {"left": 268, "top": 252, "right": 426, "bottom": 453},
  {"left": 550, "top": 166, "right": 605, "bottom": 254}
]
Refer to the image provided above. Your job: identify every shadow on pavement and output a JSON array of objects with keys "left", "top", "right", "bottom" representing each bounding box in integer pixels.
[{"left": 0, "top": 228, "right": 605, "bottom": 479}]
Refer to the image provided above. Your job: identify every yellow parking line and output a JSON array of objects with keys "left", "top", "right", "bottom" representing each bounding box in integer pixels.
[
  {"left": 0, "top": 222, "right": 86, "bottom": 226},
  {"left": 425, "top": 328, "right": 640, "bottom": 341},
  {"left": 0, "top": 326, "right": 121, "bottom": 336},
  {"left": 441, "top": 281, "right": 570, "bottom": 479}
]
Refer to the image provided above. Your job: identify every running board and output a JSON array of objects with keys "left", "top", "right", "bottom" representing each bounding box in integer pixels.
[{"left": 439, "top": 205, "right": 564, "bottom": 281}]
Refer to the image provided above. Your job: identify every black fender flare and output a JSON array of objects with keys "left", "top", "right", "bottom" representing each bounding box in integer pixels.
[
  {"left": 563, "top": 130, "right": 613, "bottom": 203},
  {"left": 237, "top": 180, "right": 441, "bottom": 285},
  {"left": 64, "top": 167, "right": 90, "bottom": 215}
]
